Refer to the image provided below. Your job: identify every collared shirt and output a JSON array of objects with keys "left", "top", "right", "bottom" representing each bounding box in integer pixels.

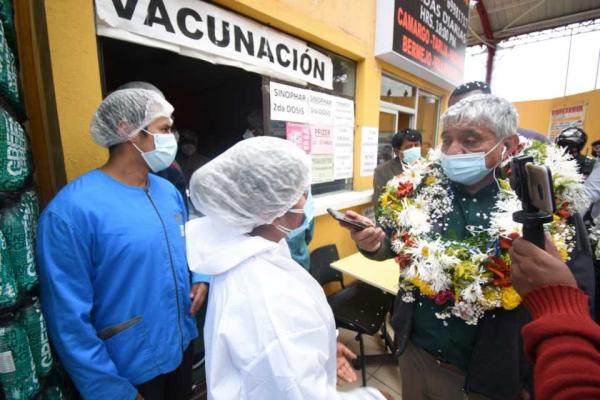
[{"left": 411, "top": 182, "right": 499, "bottom": 371}]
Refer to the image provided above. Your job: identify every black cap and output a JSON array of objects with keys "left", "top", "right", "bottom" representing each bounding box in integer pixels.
[
  {"left": 451, "top": 81, "right": 491, "bottom": 98},
  {"left": 592, "top": 139, "right": 600, "bottom": 147},
  {"left": 556, "top": 127, "right": 587, "bottom": 151}
]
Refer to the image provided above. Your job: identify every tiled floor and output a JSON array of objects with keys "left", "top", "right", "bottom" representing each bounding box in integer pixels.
[{"left": 337, "top": 327, "right": 403, "bottom": 399}]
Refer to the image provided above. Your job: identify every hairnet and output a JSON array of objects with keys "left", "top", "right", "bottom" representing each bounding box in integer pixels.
[
  {"left": 90, "top": 88, "right": 174, "bottom": 148},
  {"left": 190, "top": 136, "right": 311, "bottom": 233}
]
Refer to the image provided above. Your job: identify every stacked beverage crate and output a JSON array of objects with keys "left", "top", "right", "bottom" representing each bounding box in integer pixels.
[{"left": 0, "top": 2, "right": 71, "bottom": 399}]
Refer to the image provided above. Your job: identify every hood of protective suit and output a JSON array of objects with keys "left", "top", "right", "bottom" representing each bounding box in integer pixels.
[{"left": 186, "top": 216, "right": 283, "bottom": 275}]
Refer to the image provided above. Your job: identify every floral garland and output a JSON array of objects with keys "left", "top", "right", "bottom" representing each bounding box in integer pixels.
[{"left": 378, "top": 139, "right": 589, "bottom": 325}]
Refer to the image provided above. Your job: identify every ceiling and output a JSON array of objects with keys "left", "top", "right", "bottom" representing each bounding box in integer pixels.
[{"left": 467, "top": 0, "right": 600, "bottom": 46}]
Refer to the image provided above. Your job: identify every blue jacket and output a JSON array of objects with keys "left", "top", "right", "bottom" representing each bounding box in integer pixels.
[{"left": 36, "top": 170, "right": 209, "bottom": 400}]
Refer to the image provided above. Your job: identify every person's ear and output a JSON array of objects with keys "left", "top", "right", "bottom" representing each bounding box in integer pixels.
[{"left": 504, "top": 134, "right": 519, "bottom": 157}]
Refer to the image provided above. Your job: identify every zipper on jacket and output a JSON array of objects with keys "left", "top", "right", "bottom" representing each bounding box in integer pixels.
[{"left": 145, "top": 188, "right": 185, "bottom": 353}]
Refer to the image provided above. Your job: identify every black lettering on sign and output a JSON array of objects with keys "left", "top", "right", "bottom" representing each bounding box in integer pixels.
[
  {"left": 276, "top": 44, "right": 291, "bottom": 67},
  {"left": 144, "top": 0, "right": 174, "bottom": 33},
  {"left": 257, "top": 37, "right": 274, "bottom": 63},
  {"left": 207, "top": 15, "right": 230, "bottom": 47},
  {"left": 300, "top": 53, "right": 312, "bottom": 75},
  {"left": 177, "top": 8, "right": 203, "bottom": 40},
  {"left": 234, "top": 25, "right": 254, "bottom": 55},
  {"left": 111, "top": 0, "right": 138, "bottom": 20},
  {"left": 313, "top": 59, "right": 325, "bottom": 81}
]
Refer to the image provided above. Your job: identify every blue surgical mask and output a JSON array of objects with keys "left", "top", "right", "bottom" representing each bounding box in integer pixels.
[
  {"left": 402, "top": 147, "right": 422, "bottom": 164},
  {"left": 440, "top": 141, "right": 504, "bottom": 186},
  {"left": 132, "top": 130, "right": 178, "bottom": 172},
  {"left": 275, "top": 192, "right": 314, "bottom": 238}
]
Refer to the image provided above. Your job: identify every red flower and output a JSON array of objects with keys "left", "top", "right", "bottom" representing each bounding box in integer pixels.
[
  {"left": 484, "top": 256, "right": 512, "bottom": 287},
  {"left": 401, "top": 232, "right": 415, "bottom": 248},
  {"left": 395, "top": 253, "right": 412, "bottom": 269},
  {"left": 499, "top": 232, "right": 520, "bottom": 250},
  {"left": 434, "top": 289, "right": 455, "bottom": 305},
  {"left": 556, "top": 201, "right": 570, "bottom": 218},
  {"left": 396, "top": 182, "right": 414, "bottom": 197}
]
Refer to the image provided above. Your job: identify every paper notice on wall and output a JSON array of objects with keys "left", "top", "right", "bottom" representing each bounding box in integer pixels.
[
  {"left": 311, "top": 126, "right": 334, "bottom": 154},
  {"left": 312, "top": 154, "right": 335, "bottom": 184},
  {"left": 286, "top": 122, "right": 311, "bottom": 154},
  {"left": 333, "top": 126, "right": 354, "bottom": 180},
  {"left": 548, "top": 104, "right": 585, "bottom": 141},
  {"left": 360, "top": 127, "right": 379, "bottom": 176},
  {"left": 270, "top": 82, "right": 309, "bottom": 123},
  {"left": 333, "top": 97, "right": 355, "bottom": 127},
  {"left": 308, "top": 91, "right": 334, "bottom": 125}
]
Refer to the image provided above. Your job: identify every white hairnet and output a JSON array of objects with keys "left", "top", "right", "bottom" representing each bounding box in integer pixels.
[
  {"left": 90, "top": 88, "right": 174, "bottom": 147},
  {"left": 190, "top": 136, "right": 311, "bottom": 233}
]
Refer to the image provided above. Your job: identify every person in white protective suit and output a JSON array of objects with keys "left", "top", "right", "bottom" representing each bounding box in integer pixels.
[{"left": 185, "top": 136, "right": 393, "bottom": 400}]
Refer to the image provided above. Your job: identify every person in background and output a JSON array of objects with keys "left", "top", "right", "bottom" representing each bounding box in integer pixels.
[
  {"left": 340, "top": 94, "right": 595, "bottom": 399},
  {"left": 285, "top": 191, "right": 315, "bottom": 271},
  {"left": 509, "top": 235, "right": 600, "bottom": 399},
  {"left": 176, "top": 129, "right": 211, "bottom": 187},
  {"left": 185, "top": 137, "right": 392, "bottom": 399},
  {"left": 242, "top": 109, "right": 264, "bottom": 140},
  {"left": 449, "top": 81, "right": 548, "bottom": 142},
  {"left": 591, "top": 139, "right": 600, "bottom": 158},
  {"left": 372, "top": 129, "right": 422, "bottom": 213},
  {"left": 555, "top": 127, "right": 595, "bottom": 177},
  {"left": 36, "top": 89, "right": 209, "bottom": 400}
]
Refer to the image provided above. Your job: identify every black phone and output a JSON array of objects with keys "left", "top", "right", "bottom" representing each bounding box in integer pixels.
[
  {"left": 510, "top": 155, "right": 555, "bottom": 249},
  {"left": 327, "top": 208, "right": 371, "bottom": 230}
]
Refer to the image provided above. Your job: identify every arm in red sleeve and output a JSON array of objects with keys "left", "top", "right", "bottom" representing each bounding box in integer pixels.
[{"left": 522, "top": 285, "right": 600, "bottom": 400}]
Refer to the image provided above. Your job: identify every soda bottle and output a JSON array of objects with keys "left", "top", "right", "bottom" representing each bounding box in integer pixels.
[{"left": 0, "top": 229, "right": 18, "bottom": 306}]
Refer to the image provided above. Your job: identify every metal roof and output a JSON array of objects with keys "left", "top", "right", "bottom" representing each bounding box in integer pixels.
[{"left": 467, "top": 0, "right": 600, "bottom": 46}]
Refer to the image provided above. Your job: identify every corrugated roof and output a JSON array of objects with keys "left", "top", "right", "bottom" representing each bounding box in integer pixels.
[{"left": 467, "top": 0, "right": 600, "bottom": 46}]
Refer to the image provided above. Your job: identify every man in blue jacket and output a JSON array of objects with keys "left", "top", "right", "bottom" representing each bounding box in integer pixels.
[{"left": 36, "top": 88, "right": 209, "bottom": 400}]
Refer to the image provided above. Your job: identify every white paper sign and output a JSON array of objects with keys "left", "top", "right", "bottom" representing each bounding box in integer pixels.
[
  {"left": 270, "top": 82, "right": 309, "bottom": 123},
  {"left": 312, "top": 154, "right": 335, "bottom": 184},
  {"left": 95, "top": 0, "right": 333, "bottom": 89},
  {"left": 333, "top": 126, "right": 354, "bottom": 180},
  {"left": 308, "top": 91, "right": 334, "bottom": 124},
  {"left": 333, "top": 97, "right": 355, "bottom": 127},
  {"left": 360, "top": 127, "right": 379, "bottom": 176}
]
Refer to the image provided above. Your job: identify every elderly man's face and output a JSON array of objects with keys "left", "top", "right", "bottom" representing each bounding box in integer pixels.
[{"left": 441, "top": 123, "right": 516, "bottom": 169}]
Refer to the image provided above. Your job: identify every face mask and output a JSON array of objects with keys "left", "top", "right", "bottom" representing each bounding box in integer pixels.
[
  {"left": 440, "top": 141, "right": 504, "bottom": 186},
  {"left": 275, "top": 192, "right": 314, "bottom": 238},
  {"left": 402, "top": 147, "right": 422, "bottom": 164},
  {"left": 132, "top": 131, "right": 178, "bottom": 173},
  {"left": 180, "top": 143, "right": 196, "bottom": 156}
]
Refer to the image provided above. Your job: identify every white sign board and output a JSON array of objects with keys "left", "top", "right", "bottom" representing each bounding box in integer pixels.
[
  {"left": 360, "top": 127, "right": 379, "bottom": 176},
  {"left": 270, "top": 82, "right": 309, "bottom": 123},
  {"left": 95, "top": 0, "right": 333, "bottom": 89},
  {"left": 333, "top": 125, "right": 354, "bottom": 180}
]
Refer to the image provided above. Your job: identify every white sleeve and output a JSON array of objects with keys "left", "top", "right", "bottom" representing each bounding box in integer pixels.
[{"left": 240, "top": 326, "right": 386, "bottom": 400}]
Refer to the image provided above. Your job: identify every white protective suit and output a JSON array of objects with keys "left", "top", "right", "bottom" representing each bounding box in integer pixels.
[{"left": 186, "top": 217, "right": 385, "bottom": 400}]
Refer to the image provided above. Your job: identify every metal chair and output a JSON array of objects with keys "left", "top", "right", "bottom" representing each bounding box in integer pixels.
[{"left": 309, "top": 245, "right": 394, "bottom": 386}]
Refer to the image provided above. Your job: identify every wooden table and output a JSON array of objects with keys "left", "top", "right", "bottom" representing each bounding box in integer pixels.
[{"left": 331, "top": 252, "right": 399, "bottom": 295}]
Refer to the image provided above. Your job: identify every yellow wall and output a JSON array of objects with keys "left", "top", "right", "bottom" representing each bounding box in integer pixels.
[{"left": 514, "top": 88, "right": 600, "bottom": 153}]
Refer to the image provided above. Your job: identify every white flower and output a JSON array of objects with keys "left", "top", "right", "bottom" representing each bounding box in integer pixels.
[{"left": 395, "top": 200, "right": 431, "bottom": 234}]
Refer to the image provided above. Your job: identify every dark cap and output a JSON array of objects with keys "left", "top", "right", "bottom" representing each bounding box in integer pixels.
[{"left": 451, "top": 81, "right": 491, "bottom": 98}]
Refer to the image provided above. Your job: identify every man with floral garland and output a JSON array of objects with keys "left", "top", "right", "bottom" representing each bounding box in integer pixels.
[{"left": 341, "top": 94, "right": 595, "bottom": 400}]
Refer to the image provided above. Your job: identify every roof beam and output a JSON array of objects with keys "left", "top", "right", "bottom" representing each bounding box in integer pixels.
[{"left": 475, "top": 0, "right": 496, "bottom": 85}]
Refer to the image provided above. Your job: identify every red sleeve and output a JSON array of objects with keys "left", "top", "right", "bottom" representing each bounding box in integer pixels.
[{"left": 522, "top": 285, "right": 600, "bottom": 400}]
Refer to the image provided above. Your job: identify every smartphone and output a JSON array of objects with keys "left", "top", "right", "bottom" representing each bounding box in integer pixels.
[
  {"left": 327, "top": 208, "right": 371, "bottom": 230},
  {"left": 525, "top": 163, "right": 556, "bottom": 214}
]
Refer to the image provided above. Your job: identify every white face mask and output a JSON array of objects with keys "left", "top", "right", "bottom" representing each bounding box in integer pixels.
[
  {"left": 132, "top": 130, "right": 178, "bottom": 172},
  {"left": 402, "top": 147, "right": 422, "bottom": 164}
]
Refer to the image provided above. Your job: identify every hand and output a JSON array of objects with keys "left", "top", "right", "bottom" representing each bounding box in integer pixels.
[
  {"left": 342, "top": 211, "right": 385, "bottom": 252},
  {"left": 379, "top": 389, "right": 395, "bottom": 400},
  {"left": 508, "top": 235, "right": 577, "bottom": 296},
  {"left": 189, "top": 283, "right": 208, "bottom": 315},
  {"left": 336, "top": 342, "right": 357, "bottom": 384}
]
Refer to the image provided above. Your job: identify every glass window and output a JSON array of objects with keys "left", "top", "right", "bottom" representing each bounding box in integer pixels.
[
  {"left": 380, "top": 75, "right": 416, "bottom": 108},
  {"left": 416, "top": 91, "right": 440, "bottom": 154},
  {"left": 309, "top": 46, "right": 356, "bottom": 98}
]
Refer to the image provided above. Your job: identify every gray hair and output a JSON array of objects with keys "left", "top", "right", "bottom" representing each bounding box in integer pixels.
[{"left": 442, "top": 94, "right": 518, "bottom": 139}]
